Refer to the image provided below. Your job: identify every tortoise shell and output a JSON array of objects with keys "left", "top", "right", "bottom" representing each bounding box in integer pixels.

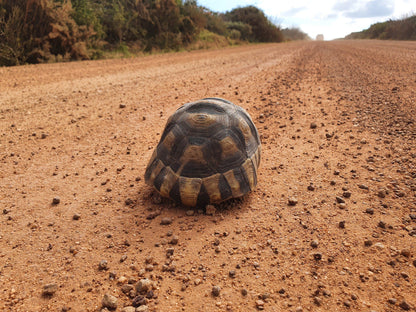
[{"left": 144, "top": 98, "right": 261, "bottom": 207}]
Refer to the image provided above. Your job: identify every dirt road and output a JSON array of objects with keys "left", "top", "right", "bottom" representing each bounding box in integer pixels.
[{"left": 1, "top": 40, "right": 415, "bottom": 312}]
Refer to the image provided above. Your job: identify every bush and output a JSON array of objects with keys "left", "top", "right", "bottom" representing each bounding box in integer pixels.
[
  {"left": 0, "top": 0, "right": 95, "bottom": 66},
  {"left": 225, "top": 6, "right": 283, "bottom": 42}
]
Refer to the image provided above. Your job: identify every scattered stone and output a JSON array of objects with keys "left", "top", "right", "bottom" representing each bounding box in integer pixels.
[
  {"left": 205, "top": 205, "right": 216, "bottom": 215},
  {"left": 310, "top": 240, "right": 319, "bottom": 248},
  {"left": 99, "top": 260, "right": 109, "bottom": 270},
  {"left": 343, "top": 300, "right": 351, "bottom": 307},
  {"left": 400, "top": 249, "right": 411, "bottom": 257},
  {"left": 358, "top": 184, "right": 369, "bottom": 190},
  {"left": 378, "top": 221, "right": 386, "bottom": 229},
  {"left": 136, "top": 279, "right": 152, "bottom": 294},
  {"left": 364, "top": 240, "right": 373, "bottom": 247},
  {"left": 388, "top": 298, "right": 397, "bottom": 305},
  {"left": 256, "top": 299, "right": 265, "bottom": 310},
  {"left": 339, "top": 221, "right": 346, "bottom": 229},
  {"left": 121, "top": 307, "right": 135, "bottom": 312},
  {"left": 42, "top": 283, "right": 58, "bottom": 296},
  {"left": 119, "top": 104, "right": 126, "bottom": 109},
  {"left": 313, "top": 296, "right": 322, "bottom": 306},
  {"left": 132, "top": 295, "right": 147, "bottom": 307},
  {"left": 313, "top": 253, "right": 322, "bottom": 260},
  {"left": 374, "top": 242, "right": 385, "bottom": 249},
  {"left": 125, "top": 198, "right": 134, "bottom": 206},
  {"left": 343, "top": 191, "right": 352, "bottom": 198},
  {"left": 365, "top": 208, "right": 374, "bottom": 215},
  {"left": 212, "top": 285, "right": 221, "bottom": 297},
  {"left": 399, "top": 300, "right": 411, "bottom": 310},
  {"left": 310, "top": 122, "right": 317, "bottom": 129},
  {"left": 336, "top": 196, "right": 345, "bottom": 204},
  {"left": 102, "top": 293, "right": 118, "bottom": 310},
  {"left": 121, "top": 284, "right": 134, "bottom": 295},
  {"left": 72, "top": 213, "right": 81, "bottom": 220},
  {"left": 307, "top": 184, "right": 315, "bottom": 191},
  {"left": 413, "top": 259, "right": 416, "bottom": 268},
  {"left": 186, "top": 210, "right": 195, "bottom": 216},
  {"left": 241, "top": 288, "right": 248, "bottom": 296},
  {"left": 169, "top": 235, "right": 179, "bottom": 245},
  {"left": 377, "top": 189, "right": 386, "bottom": 198},
  {"left": 160, "top": 217, "right": 172, "bottom": 225},
  {"left": 136, "top": 306, "right": 149, "bottom": 312},
  {"left": 52, "top": 197, "right": 60, "bottom": 205},
  {"left": 229, "top": 270, "right": 236, "bottom": 278},
  {"left": 166, "top": 247, "right": 175, "bottom": 256},
  {"left": 288, "top": 197, "right": 298, "bottom": 206}
]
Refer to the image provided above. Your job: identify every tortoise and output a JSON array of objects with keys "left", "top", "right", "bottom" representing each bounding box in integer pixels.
[{"left": 144, "top": 98, "right": 261, "bottom": 207}]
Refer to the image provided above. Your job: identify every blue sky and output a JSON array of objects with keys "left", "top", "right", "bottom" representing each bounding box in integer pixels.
[{"left": 197, "top": 0, "right": 415, "bottom": 40}]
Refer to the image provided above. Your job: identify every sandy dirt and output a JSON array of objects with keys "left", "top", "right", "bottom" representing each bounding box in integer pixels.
[{"left": 0, "top": 40, "right": 415, "bottom": 312}]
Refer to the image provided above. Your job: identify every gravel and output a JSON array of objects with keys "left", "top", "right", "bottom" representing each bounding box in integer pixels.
[
  {"left": 212, "top": 285, "right": 221, "bottom": 297},
  {"left": 102, "top": 293, "right": 118, "bottom": 310},
  {"left": 42, "top": 283, "right": 58, "bottom": 296},
  {"left": 160, "top": 217, "right": 172, "bottom": 225}
]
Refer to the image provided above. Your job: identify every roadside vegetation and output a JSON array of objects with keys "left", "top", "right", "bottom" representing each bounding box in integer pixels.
[
  {"left": 346, "top": 14, "right": 416, "bottom": 40},
  {"left": 0, "top": 0, "right": 303, "bottom": 66}
]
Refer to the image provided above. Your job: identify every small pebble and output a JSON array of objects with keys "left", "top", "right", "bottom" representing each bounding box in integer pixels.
[
  {"left": 399, "top": 300, "right": 411, "bottom": 311},
  {"left": 344, "top": 300, "right": 351, "bottom": 307},
  {"left": 136, "top": 279, "right": 152, "bottom": 294},
  {"left": 72, "top": 213, "right": 81, "bottom": 220},
  {"left": 102, "top": 293, "right": 118, "bottom": 310},
  {"left": 42, "top": 283, "right": 58, "bottom": 296},
  {"left": 186, "top": 210, "right": 195, "bottom": 216},
  {"left": 121, "top": 307, "right": 135, "bottom": 312},
  {"left": 378, "top": 221, "right": 386, "bottom": 229},
  {"left": 212, "top": 285, "right": 221, "bottom": 297},
  {"left": 365, "top": 208, "right": 374, "bottom": 215},
  {"left": 132, "top": 295, "right": 147, "bottom": 307},
  {"left": 336, "top": 196, "right": 345, "bottom": 204},
  {"left": 99, "top": 260, "right": 109, "bottom": 270},
  {"left": 313, "top": 297, "right": 322, "bottom": 306},
  {"left": 119, "top": 104, "right": 126, "bottom": 108},
  {"left": 310, "top": 122, "right": 317, "bottom": 129},
  {"left": 400, "top": 249, "right": 411, "bottom": 257},
  {"left": 256, "top": 299, "right": 265, "bottom": 310},
  {"left": 241, "top": 288, "right": 248, "bottom": 296},
  {"left": 307, "top": 184, "right": 315, "bottom": 191},
  {"left": 169, "top": 235, "right": 179, "bottom": 245},
  {"left": 52, "top": 197, "right": 60, "bottom": 205},
  {"left": 160, "top": 217, "right": 172, "bottom": 225},
  {"left": 288, "top": 197, "right": 298, "bottom": 206},
  {"left": 313, "top": 253, "right": 322, "bottom": 260},
  {"left": 229, "top": 270, "right": 236, "bottom": 278},
  {"left": 136, "top": 306, "right": 149, "bottom": 312},
  {"left": 374, "top": 242, "right": 385, "bottom": 249},
  {"left": 388, "top": 298, "right": 397, "bottom": 305},
  {"left": 339, "top": 221, "right": 346, "bottom": 229},
  {"left": 310, "top": 240, "right": 319, "bottom": 248},
  {"left": 364, "top": 240, "right": 373, "bottom": 247},
  {"left": 343, "top": 191, "right": 351, "bottom": 198}
]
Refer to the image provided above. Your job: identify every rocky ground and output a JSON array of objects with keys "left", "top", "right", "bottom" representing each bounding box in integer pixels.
[{"left": 0, "top": 40, "right": 415, "bottom": 312}]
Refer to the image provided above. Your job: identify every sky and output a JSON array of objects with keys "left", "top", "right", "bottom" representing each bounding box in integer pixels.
[{"left": 196, "top": 0, "right": 415, "bottom": 40}]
